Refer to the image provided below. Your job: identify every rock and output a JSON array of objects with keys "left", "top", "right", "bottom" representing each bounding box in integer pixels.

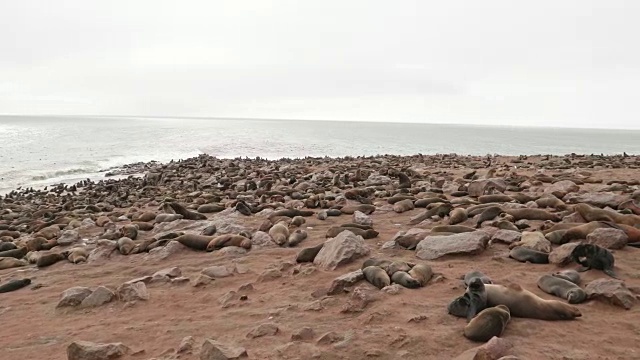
[
  {"left": 586, "top": 228, "right": 628, "bottom": 250},
  {"left": 80, "top": 286, "right": 115, "bottom": 308},
  {"left": 67, "top": 341, "right": 130, "bottom": 360},
  {"left": 544, "top": 180, "right": 579, "bottom": 198},
  {"left": 193, "top": 274, "right": 214, "bottom": 287},
  {"left": 313, "top": 231, "right": 370, "bottom": 270},
  {"left": 453, "top": 336, "right": 512, "bottom": 360},
  {"left": 353, "top": 211, "right": 373, "bottom": 226},
  {"left": 340, "top": 285, "right": 377, "bottom": 313},
  {"left": 491, "top": 230, "right": 521, "bottom": 244},
  {"left": 58, "top": 229, "right": 81, "bottom": 246},
  {"left": 381, "top": 284, "right": 403, "bottom": 295},
  {"left": 146, "top": 240, "right": 190, "bottom": 260},
  {"left": 246, "top": 323, "right": 280, "bottom": 338},
  {"left": 216, "top": 246, "right": 248, "bottom": 257},
  {"left": 585, "top": 278, "right": 637, "bottom": 309},
  {"left": 116, "top": 282, "right": 149, "bottom": 302},
  {"left": 291, "top": 327, "right": 315, "bottom": 341},
  {"left": 468, "top": 179, "right": 507, "bottom": 197},
  {"left": 510, "top": 231, "right": 551, "bottom": 253},
  {"left": 171, "top": 276, "right": 190, "bottom": 285},
  {"left": 562, "top": 211, "right": 586, "bottom": 223},
  {"left": 257, "top": 269, "right": 282, "bottom": 282},
  {"left": 87, "top": 240, "right": 118, "bottom": 264},
  {"left": 548, "top": 243, "right": 579, "bottom": 266},
  {"left": 202, "top": 266, "right": 233, "bottom": 278},
  {"left": 327, "top": 269, "right": 364, "bottom": 295},
  {"left": 206, "top": 216, "right": 251, "bottom": 235},
  {"left": 364, "top": 175, "right": 392, "bottom": 186},
  {"left": 563, "top": 192, "right": 627, "bottom": 208},
  {"left": 177, "top": 336, "right": 195, "bottom": 354},
  {"left": 57, "top": 287, "right": 93, "bottom": 308},
  {"left": 415, "top": 231, "right": 490, "bottom": 260},
  {"left": 317, "top": 331, "right": 344, "bottom": 345},
  {"left": 124, "top": 276, "right": 153, "bottom": 285},
  {"left": 200, "top": 339, "right": 248, "bottom": 360},
  {"left": 251, "top": 231, "right": 277, "bottom": 247},
  {"left": 153, "top": 267, "right": 182, "bottom": 278},
  {"left": 381, "top": 240, "right": 397, "bottom": 249}
]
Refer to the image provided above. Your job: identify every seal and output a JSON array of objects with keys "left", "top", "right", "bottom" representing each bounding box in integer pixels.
[
  {"left": 478, "top": 194, "right": 514, "bottom": 204},
  {"left": 175, "top": 234, "right": 215, "bottom": 251},
  {"left": 484, "top": 282, "right": 581, "bottom": 320},
  {"left": 463, "top": 304, "right": 511, "bottom": 342},
  {"left": 0, "top": 247, "right": 28, "bottom": 259},
  {"left": 296, "top": 242, "right": 324, "bottom": 263},
  {"left": 431, "top": 225, "right": 475, "bottom": 234},
  {"left": 0, "top": 242, "right": 17, "bottom": 251},
  {"left": 290, "top": 216, "right": 306, "bottom": 227},
  {"left": 363, "top": 265, "right": 391, "bottom": 289},
  {"left": 537, "top": 274, "right": 587, "bottom": 304},
  {"left": 575, "top": 203, "right": 640, "bottom": 226},
  {"left": 503, "top": 208, "right": 561, "bottom": 221},
  {"left": 448, "top": 208, "right": 468, "bottom": 225},
  {"left": 269, "top": 222, "right": 290, "bottom": 246},
  {"left": 570, "top": 243, "right": 618, "bottom": 278},
  {"left": 339, "top": 204, "right": 376, "bottom": 215},
  {"left": 463, "top": 270, "right": 492, "bottom": 285},
  {"left": 0, "top": 278, "right": 31, "bottom": 293},
  {"left": 167, "top": 201, "right": 207, "bottom": 220},
  {"left": 325, "top": 227, "right": 378, "bottom": 239},
  {"left": 0, "top": 257, "right": 28, "bottom": 270},
  {"left": 66, "top": 247, "right": 88, "bottom": 263},
  {"left": 338, "top": 223, "right": 373, "bottom": 230},
  {"left": 391, "top": 271, "right": 421, "bottom": 288},
  {"left": 395, "top": 234, "right": 423, "bottom": 250},
  {"left": 551, "top": 269, "right": 581, "bottom": 284},
  {"left": 117, "top": 237, "right": 136, "bottom": 255},
  {"left": 475, "top": 206, "right": 504, "bottom": 228},
  {"left": 120, "top": 224, "right": 139, "bottom": 240},
  {"left": 206, "top": 234, "right": 252, "bottom": 251},
  {"left": 36, "top": 252, "right": 66, "bottom": 268},
  {"left": 269, "top": 209, "right": 315, "bottom": 218},
  {"left": 448, "top": 277, "right": 488, "bottom": 321},
  {"left": 201, "top": 225, "right": 217, "bottom": 236},
  {"left": 287, "top": 229, "right": 308, "bottom": 247},
  {"left": 407, "top": 264, "right": 433, "bottom": 287},
  {"left": 509, "top": 246, "right": 549, "bottom": 264},
  {"left": 393, "top": 199, "right": 415, "bottom": 213},
  {"left": 132, "top": 221, "right": 154, "bottom": 231},
  {"left": 155, "top": 214, "right": 184, "bottom": 223},
  {"left": 414, "top": 197, "right": 449, "bottom": 208}
]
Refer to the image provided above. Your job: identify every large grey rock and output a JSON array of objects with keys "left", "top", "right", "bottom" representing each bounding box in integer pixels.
[
  {"left": 200, "top": 339, "right": 248, "bottom": 360},
  {"left": 67, "top": 341, "right": 130, "bottom": 360},
  {"left": 415, "top": 231, "right": 490, "bottom": 260},
  {"left": 585, "top": 278, "right": 636, "bottom": 309},
  {"left": 467, "top": 179, "right": 507, "bottom": 197},
  {"left": 364, "top": 175, "right": 392, "bottom": 186},
  {"left": 251, "top": 231, "right": 277, "bottom": 247},
  {"left": 246, "top": 323, "right": 280, "bottom": 339},
  {"left": 57, "top": 229, "right": 80, "bottom": 246},
  {"left": 352, "top": 211, "right": 373, "bottom": 226},
  {"left": 549, "top": 243, "right": 579, "bottom": 266},
  {"left": 327, "top": 269, "right": 364, "bottom": 295},
  {"left": 586, "top": 228, "right": 629, "bottom": 250},
  {"left": 509, "top": 231, "right": 551, "bottom": 253},
  {"left": 116, "top": 282, "right": 149, "bottom": 302},
  {"left": 313, "top": 231, "right": 370, "bottom": 270},
  {"left": 563, "top": 192, "right": 627, "bottom": 208},
  {"left": 491, "top": 230, "right": 521, "bottom": 244},
  {"left": 146, "top": 240, "right": 190, "bottom": 260},
  {"left": 544, "top": 180, "right": 579, "bottom": 198},
  {"left": 80, "top": 286, "right": 115, "bottom": 308},
  {"left": 202, "top": 265, "right": 233, "bottom": 278},
  {"left": 57, "top": 287, "right": 93, "bottom": 308},
  {"left": 88, "top": 240, "right": 118, "bottom": 264}
]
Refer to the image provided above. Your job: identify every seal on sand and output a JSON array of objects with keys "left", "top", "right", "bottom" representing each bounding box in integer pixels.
[
  {"left": 269, "top": 222, "right": 290, "bottom": 246},
  {"left": 363, "top": 265, "right": 391, "bottom": 289},
  {"left": 287, "top": 229, "right": 308, "bottom": 247},
  {"left": 0, "top": 278, "right": 31, "bottom": 293},
  {"left": 395, "top": 234, "right": 423, "bottom": 250},
  {"left": 537, "top": 274, "right": 587, "bottom": 304},
  {"left": 117, "top": 237, "right": 136, "bottom": 255},
  {"left": 463, "top": 270, "right": 492, "bottom": 285},
  {"left": 36, "top": 252, "right": 66, "bottom": 268},
  {"left": 509, "top": 246, "right": 549, "bottom": 264},
  {"left": 448, "top": 208, "right": 468, "bottom": 225},
  {"left": 463, "top": 305, "right": 511, "bottom": 342},
  {"left": 201, "top": 225, "right": 217, "bottom": 236},
  {"left": 167, "top": 201, "right": 207, "bottom": 220},
  {"left": 325, "top": 226, "right": 378, "bottom": 239},
  {"left": 391, "top": 271, "right": 421, "bottom": 289},
  {"left": 448, "top": 277, "right": 488, "bottom": 321},
  {"left": 485, "top": 282, "right": 581, "bottom": 320},
  {"left": 0, "top": 257, "right": 28, "bottom": 270},
  {"left": 66, "top": 247, "right": 88, "bottom": 263},
  {"left": 408, "top": 264, "right": 433, "bottom": 287},
  {"left": 155, "top": 214, "right": 183, "bottom": 223},
  {"left": 296, "top": 243, "right": 324, "bottom": 263},
  {"left": 552, "top": 269, "right": 581, "bottom": 285},
  {"left": 503, "top": 208, "right": 560, "bottom": 222},
  {"left": 206, "top": 234, "right": 252, "bottom": 251},
  {"left": 385, "top": 261, "right": 412, "bottom": 276},
  {"left": 570, "top": 243, "right": 618, "bottom": 278},
  {"left": 175, "top": 234, "right": 215, "bottom": 251}
]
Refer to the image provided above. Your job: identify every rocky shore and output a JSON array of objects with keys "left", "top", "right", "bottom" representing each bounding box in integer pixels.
[{"left": 1, "top": 153, "right": 640, "bottom": 360}]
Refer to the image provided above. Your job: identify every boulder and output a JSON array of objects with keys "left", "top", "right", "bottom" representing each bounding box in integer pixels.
[
  {"left": 586, "top": 228, "right": 628, "bottom": 250},
  {"left": 585, "top": 278, "right": 636, "bottom": 309},
  {"left": 80, "top": 286, "right": 115, "bottom": 308},
  {"left": 544, "top": 180, "right": 579, "bottom": 198},
  {"left": 57, "top": 230, "right": 81, "bottom": 246},
  {"left": 563, "top": 192, "right": 627, "bottom": 209},
  {"left": 202, "top": 266, "right": 233, "bottom": 278},
  {"left": 57, "top": 287, "right": 93, "bottom": 308},
  {"left": 491, "top": 230, "right": 521, "bottom": 245},
  {"left": 327, "top": 269, "right": 364, "bottom": 295},
  {"left": 251, "top": 231, "right": 277, "bottom": 247},
  {"left": 548, "top": 243, "right": 579, "bottom": 266},
  {"left": 246, "top": 323, "right": 280, "bottom": 339},
  {"left": 313, "top": 231, "right": 370, "bottom": 270},
  {"left": 67, "top": 341, "right": 130, "bottom": 360},
  {"left": 415, "top": 231, "right": 490, "bottom": 260},
  {"left": 200, "top": 339, "right": 248, "bottom": 360},
  {"left": 116, "top": 282, "right": 149, "bottom": 302},
  {"left": 509, "top": 231, "right": 551, "bottom": 253},
  {"left": 352, "top": 211, "right": 373, "bottom": 226}
]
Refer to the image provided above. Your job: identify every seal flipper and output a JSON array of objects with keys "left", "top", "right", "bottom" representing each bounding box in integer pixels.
[
  {"left": 627, "top": 242, "right": 640, "bottom": 248},
  {"left": 576, "top": 266, "right": 590, "bottom": 272},
  {"left": 466, "top": 302, "right": 477, "bottom": 322},
  {"left": 603, "top": 268, "right": 620, "bottom": 279}
]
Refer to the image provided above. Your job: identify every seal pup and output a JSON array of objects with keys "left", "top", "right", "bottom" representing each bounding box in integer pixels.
[
  {"left": 66, "top": 247, "right": 88, "bottom": 263},
  {"left": 475, "top": 206, "right": 503, "bottom": 228},
  {"left": 407, "top": 264, "right": 433, "bottom": 287},
  {"left": 269, "top": 222, "right": 290, "bottom": 246},
  {"left": 206, "top": 234, "right": 252, "bottom": 251},
  {"left": 363, "top": 266, "right": 391, "bottom": 289},
  {"left": 36, "top": 252, "right": 66, "bottom": 268},
  {"left": 552, "top": 269, "right": 581, "bottom": 285},
  {"left": 117, "top": 237, "right": 136, "bottom": 255},
  {"left": 296, "top": 243, "right": 324, "bottom": 263},
  {"left": 484, "top": 283, "right": 581, "bottom": 320},
  {"left": 391, "top": 271, "right": 421, "bottom": 289},
  {"left": 509, "top": 247, "right": 549, "bottom": 264},
  {"left": 448, "top": 208, "right": 468, "bottom": 225},
  {"left": 570, "top": 243, "right": 618, "bottom": 278},
  {"left": 537, "top": 274, "right": 587, "bottom": 304},
  {"left": 200, "top": 225, "right": 217, "bottom": 236},
  {"left": 448, "top": 277, "right": 488, "bottom": 321},
  {"left": 463, "top": 270, "right": 492, "bottom": 285},
  {"left": 385, "top": 261, "right": 412, "bottom": 276},
  {"left": 287, "top": 229, "right": 308, "bottom": 247},
  {"left": 463, "top": 305, "right": 511, "bottom": 342},
  {"left": 0, "top": 257, "right": 28, "bottom": 270},
  {"left": 0, "top": 278, "right": 31, "bottom": 293}
]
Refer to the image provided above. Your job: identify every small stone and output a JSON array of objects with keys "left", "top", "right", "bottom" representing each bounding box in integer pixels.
[
  {"left": 509, "top": 231, "right": 551, "bottom": 253},
  {"left": 301, "top": 300, "right": 324, "bottom": 311},
  {"left": 171, "top": 276, "right": 190, "bottom": 285},
  {"left": 193, "top": 274, "right": 214, "bottom": 287},
  {"left": 257, "top": 269, "right": 282, "bottom": 282},
  {"left": 216, "top": 246, "right": 248, "bottom": 257},
  {"left": 67, "top": 340, "right": 130, "bottom": 360},
  {"left": 153, "top": 267, "right": 182, "bottom": 278},
  {"left": 381, "top": 284, "right": 403, "bottom": 295},
  {"left": 317, "top": 332, "right": 344, "bottom": 345},
  {"left": 116, "top": 282, "right": 149, "bottom": 302},
  {"left": 353, "top": 211, "right": 373, "bottom": 226},
  {"left": 291, "top": 327, "right": 315, "bottom": 341},
  {"left": 177, "top": 336, "right": 195, "bottom": 354},
  {"left": 57, "top": 287, "right": 93, "bottom": 308},
  {"left": 202, "top": 266, "right": 233, "bottom": 278},
  {"left": 124, "top": 276, "right": 153, "bottom": 285},
  {"left": 246, "top": 323, "right": 279, "bottom": 339},
  {"left": 80, "top": 286, "right": 115, "bottom": 308},
  {"left": 200, "top": 339, "right": 248, "bottom": 360},
  {"left": 340, "top": 285, "right": 377, "bottom": 313},
  {"left": 586, "top": 228, "right": 629, "bottom": 250},
  {"left": 408, "top": 315, "right": 428, "bottom": 323},
  {"left": 381, "top": 241, "right": 397, "bottom": 249},
  {"left": 327, "top": 269, "right": 364, "bottom": 295},
  {"left": 238, "top": 283, "right": 254, "bottom": 292},
  {"left": 491, "top": 230, "right": 522, "bottom": 244}
]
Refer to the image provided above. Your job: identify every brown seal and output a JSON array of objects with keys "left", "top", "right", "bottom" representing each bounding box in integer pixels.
[
  {"left": 206, "top": 234, "right": 251, "bottom": 251},
  {"left": 155, "top": 214, "right": 184, "bottom": 223},
  {"left": 475, "top": 206, "right": 503, "bottom": 228},
  {"left": 509, "top": 246, "right": 549, "bottom": 264},
  {"left": 117, "top": 237, "right": 136, "bottom": 255},
  {"left": 363, "top": 265, "right": 391, "bottom": 289},
  {"left": 393, "top": 199, "right": 415, "bottom": 213},
  {"left": 395, "top": 233, "right": 423, "bottom": 250},
  {"left": 391, "top": 271, "right": 421, "bottom": 288},
  {"left": 537, "top": 274, "right": 587, "bottom": 304},
  {"left": 463, "top": 305, "right": 511, "bottom": 342},
  {"left": 287, "top": 229, "right": 308, "bottom": 247},
  {"left": 166, "top": 201, "right": 207, "bottom": 220},
  {"left": 448, "top": 208, "right": 468, "bottom": 225},
  {"left": 385, "top": 261, "right": 412, "bottom": 276},
  {"left": 269, "top": 222, "right": 290, "bottom": 246},
  {"left": 0, "top": 242, "right": 17, "bottom": 252},
  {"left": 503, "top": 208, "right": 560, "bottom": 221},
  {"left": 485, "top": 283, "right": 581, "bottom": 320},
  {"left": 431, "top": 225, "right": 475, "bottom": 234},
  {"left": 66, "top": 247, "right": 88, "bottom": 263},
  {"left": 325, "top": 227, "right": 378, "bottom": 239},
  {"left": 120, "top": 224, "right": 139, "bottom": 240},
  {"left": 175, "top": 234, "right": 215, "bottom": 251},
  {"left": 339, "top": 204, "right": 376, "bottom": 215},
  {"left": 407, "top": 264, "right": 433, "bottom": 287},
  {"left": 132, "top": 221, "right": 154, "bottom": 231},
  {"left": 575, "top": 203, "right": 640, "bottom": 226},
  {"left": 296, "top": 243, "right": 324, "bottom": 263},
  {"left": 36, "top": 252, "right": 66, "bottom": 268},
  {"left": 0, "top": 247, "right": 28, "bottom": 259},
  {"left": 552, "top": 269, "right": 581, "bottom": 284},
  {"left": 478, "top": 194, "right": 513, "bottom": 203},
  {"left": 0, "top": 257, "right": 28, "bottom": 270},
  {"left": 290, "top": 216, "right": 306, "bottom": 227}
]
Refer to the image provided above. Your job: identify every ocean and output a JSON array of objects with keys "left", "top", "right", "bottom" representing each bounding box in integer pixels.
[{"left": 1, "top": 115, "right": 639, "bottom": 195}]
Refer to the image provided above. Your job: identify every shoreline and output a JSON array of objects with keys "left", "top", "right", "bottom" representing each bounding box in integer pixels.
[{"left": 1, "top": 151, "right": 639, "bottom": 358}]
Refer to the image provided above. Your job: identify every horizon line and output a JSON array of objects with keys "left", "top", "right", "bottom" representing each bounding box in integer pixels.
[{"left": 1, "top": 113, "right": 639, "bottom": 131}]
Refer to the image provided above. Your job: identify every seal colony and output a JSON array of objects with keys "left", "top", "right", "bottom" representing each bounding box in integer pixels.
[{"left": 1, "top": 153, "right": 640, "bottom": 359}]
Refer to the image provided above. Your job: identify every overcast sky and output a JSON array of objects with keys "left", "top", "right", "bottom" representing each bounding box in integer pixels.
[{"left": 1, "top": 1, "right": 639, "bottom": 129}]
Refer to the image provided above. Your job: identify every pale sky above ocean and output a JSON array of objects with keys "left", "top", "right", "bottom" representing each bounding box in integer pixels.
[{"left": 1, "top": 1, "right": 639, "bottom": 129}]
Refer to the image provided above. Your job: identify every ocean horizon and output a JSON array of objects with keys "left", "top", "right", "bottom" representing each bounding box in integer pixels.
[{"left": 2, "top": 115, "right": 639, "bottom": 194}]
